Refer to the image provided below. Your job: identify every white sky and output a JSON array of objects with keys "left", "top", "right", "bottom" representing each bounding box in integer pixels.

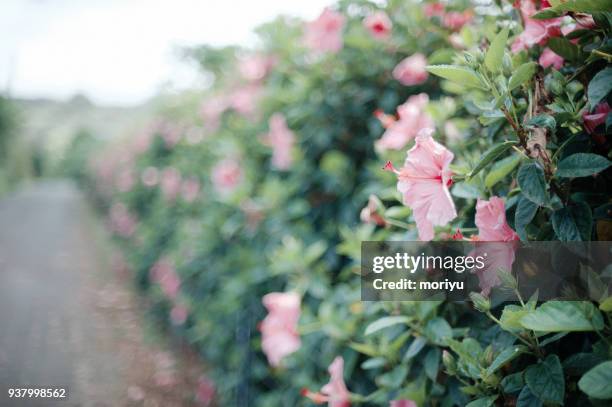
[{"left": 0, "top": 0, "right": 331, "bottom": 106}]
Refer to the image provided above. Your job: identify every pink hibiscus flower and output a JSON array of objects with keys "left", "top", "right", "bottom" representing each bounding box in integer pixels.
[
  {"left": 302, "top": 356, "right": 351, "bottom": 407},
  {"left": 539, "top": 48, "right": 564, "bottom": 69},
  {"left": 260, "top": 292, "right": 301, "bottom": 367},
  {"left": 211, "top": 158, "right": 243, "bottom": 195},
  {"left": 511, "top": 0, "right": 562, "bottom": 52},
  {"left": 229, "top": 85, "right": 262, "bottom": 118},
  {"left": 160, "top": 167, "right": 182, "bottom": 202},
  {"left": 261, "top": 113, "right": 296, "bottom": 170},
  {"left": 170, "top": 304, "right": 188, "bottom": 325},
  {"left": 385, "top": 129, "right": 457, "bottom": 241},
  {"left": 442, "top": 11, "right": 473, "bottom": 31},
  {"left": 472, "top": 197, "right": 520, "bottom": 295},
  {"left": 363, "top": 11, "right": 392, "bottom": 40},
  {"left": 195, "top": 375, "right": 215, "bottom": 406},
  {"left": 150, "top": 258, "right": 181, "bottom": 300},
  {"left": 392, "top": 54, "right": 429, "bottom": 86},
  {"left": 239, "top": 54, "right": 276, "bottom": 82},
  {"left": 181, "top": 178, "right": 201, "bottom": 203},
  {"left": 304, "top": 8, "right": 346, "bottom": 53},
  {"left": 423, "top": 3, "right": 445, "bottom": 18},
  {"left": 583, "top": 102, "right": 610, "bottom": 135},
  {"left": 376, "top": 93, "right": 434, "bottom": 151}
]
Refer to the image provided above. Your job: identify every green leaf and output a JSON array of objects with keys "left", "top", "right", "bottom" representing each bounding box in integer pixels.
[
  {"left": 534, "top": 0, "right": 612, "bottom": 18},
  {"left": 515, "top": 196, "right": 539, "bottom": 241},
  {"left": 468, "top": 141, "right": 518, "bottom": 179},
  {"left": 551, "top": 202, "right": 592, "bottom": 241},
  {"left": 361, "top": 357, "right": 387, "bottom": 370},
  {"left": 517, "top": 162, "right": 548, "bottom": 205},
  {"left": 526, "top": 114, "right": 556, "bottom": 130},
  {"left": 520, "top": 301, "right": 604, "bottom": 332},
  {"left": 556, "top": 153, "right": 611, "bottom": 178},
  {"left": 426, "top": 65, "right": 487, "bottom": 89},
  {"left": 525, "top": 355, "right": 565, "bottom": 405},
  {"left": 424, "top": 348, "right": 440, "bottom": 380},
  {"left": 466, "top": 396, "right": 497, "bottom": 407},
  {"left": 547, "top": 37, "right": 581, "bottom": 62},
  {"left": 502, "top": 372, "right": 525, "bottom": 394},
  {"left": 485, "top": 28, "right": 509, "bottom": 72},
  {"left": 500, "top": 304, "right": 529, "bottom": 332},
  {"left": 485, "top": 154, "right": 521, "bottom": 188},
  {"left": 486, "top": 345, "right": 527, "bottom": 376},
  {"left": 509, "top": 62, "right": 537, "bottom": 91},
  {"left": 364, "top": 315, "right": 412, "bottom": 336},
  {"left": 588, "top": 67, "right": 612, "bottom": 107},
  {"left": 578, "top": 361, "right": 612, "bottom": 399},
  {"left": 599, "top": 296, "right": 612, "bottom": 312},
  {"left": 404, "top": 336, "right": 427, "bottom": 360},
  {"left": 516, "top": 386, "right": 543, "bottom": 407},
  {"left": 424, "top": 317, "right": 453, "bottom": 345}
]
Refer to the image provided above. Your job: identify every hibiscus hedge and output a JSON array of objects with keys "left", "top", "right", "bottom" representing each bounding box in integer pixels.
[{"left": 73, "top": 0, "right": 612, "bottom": 406}]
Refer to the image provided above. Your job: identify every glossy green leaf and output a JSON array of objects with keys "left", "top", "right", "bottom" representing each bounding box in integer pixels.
[
  {"left": 509, "top": 62, "right": 537, "bottom": 91},
  {"left": 551, "top": 202, "right": 592, "bottom": 241},
  {"left": 485, "top": 28, "right": 509, "bottom": 72},
  {"left": 525, "top": 355, "right": 565, "bottom": 405},
  {"left": 426, "top": 65, "right": 487, "bottom": 89},
  {"left": 588, "top": 67, "right": 612, "bottom": 107},
  {"left": 520, "top": 301, "right": 604, "bottom": 332},
  {"left": 517, "top": 162, "right": 548, "bottom": 205},
  {"left": 485, "top": 154, "right": 522, "bottom": 188},
  {"left": 364, "top": 315, "right": 412, "bottom": 336},
  {"left": 578, "top": 361, "right": 612, "bottom": 399},
  {"left": 556, "top": 153, "right": 611, "bottom": 178},
  {"left": 468, "top": 140, "right": 518, "bottom": 179}
]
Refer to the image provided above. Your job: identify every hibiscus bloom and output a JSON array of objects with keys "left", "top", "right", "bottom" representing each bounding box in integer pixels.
[
  {"left": 238, "top": 54, "right": 276, "bottom": 82},
  {"left": 539, "top": 48, "right": 564, "bottom": 69},
  {"left": 423, "top": 3, "right": 445, "bottom": 18},
  {"left": 195, "top": 376, "right": 215, "bottom": 406},
  {"left": 472, "top": 197, "right": 520, "bottom": 295},
  {"left": 392, "top": 54, "right": 429, "bottom": 86},
  {"left": 511, "top": 0, "right": 562, "bottom": 52},
  {"left": 160, "top": 167, "right": 182, "bottom": 202},
  {"left": 376, "top": 93, "right": 434, "bottom": 151},
  {"left": 302, "top": 356, "right": 351, "bottom": 407},
  {"left": 260, "top": 292, "right": 301, "bottom": 367},
  {"left": 181, "top": 178, "right": 201, "bottom": 203},
  {"left": 363, "top": 11, "right": 392, "bottom": 40},
  {"left": 261, "top": 113, "right": 296, "bottom": 170},
  {"left": 211, "top": 158, "right": 243, "bottom": 195},
  {"left": 583, "top": 102, "right": 610, "bottom": 135},
  {"left": 360, "top": 194, "right": 386, "bottom": 227},
  {"left": 304, "top": 8, "right": 346, "bottom": 53},
  {"left": 229, "top": 85, "right": 262, "bottom": 118},
  {"left": 150, "top": 258, "right": 181, "bottom": 300},
  {"left": 386, "top": 129, "right": 456, "bottom": 241},
  {"left": 390, "top": 400, "right": 418, "bottom": 407},
  {"left": 442, "top": 11, "right": 473, "bottom": 31},
  {"left": 170, "top": 304, "right": 188, "bottom": 325}
]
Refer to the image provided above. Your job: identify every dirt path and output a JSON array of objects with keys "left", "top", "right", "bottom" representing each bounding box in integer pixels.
[{"left": 0, "top": 181, "right": 203, "bottom": 407}]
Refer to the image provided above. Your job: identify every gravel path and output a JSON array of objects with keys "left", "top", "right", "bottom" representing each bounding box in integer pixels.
[{"left": 0, "top": 181, "right": 203, "bottom": 407}]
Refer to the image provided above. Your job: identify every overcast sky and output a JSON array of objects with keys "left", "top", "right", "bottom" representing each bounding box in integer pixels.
[{"left": 0, "top": 0, "right": 331, "bottom": 106}]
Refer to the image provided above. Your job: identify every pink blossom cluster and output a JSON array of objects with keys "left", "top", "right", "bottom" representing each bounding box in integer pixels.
[
  {"left": 423, "top": 3, "right": 473, "bottom": 31},
  {"left": 260, "top": 292, "right": 301, "bottom": 367},
  {"left": 149, "top": 257, "right": 181, "bottom": 300},
  {"left": 109, "top": 202, "right": 138, "bottom": 238},
  {"left": 211, "top": 158, "right": 243, "bottom": 196},
  {"left": 363, "top": 11, "right": 392, "bottom": 40},
  {"left": 261, "top": 113, "right": 296, "bottom": 170},
  {"left": 376, "top": 94, "right": 434, "bottom": 151},
  {"left": 304, "top": 8, "right": 346, "bottom": 54}
]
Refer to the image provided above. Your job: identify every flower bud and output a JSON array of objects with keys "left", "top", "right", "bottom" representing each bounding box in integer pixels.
[
  {"left": 470, "top": 292, "right": 490, "bottom": 312},
  {"left": 497, "top": 267, "right": 518, "bottom": 289},
  {"left": 442, "top": 350, "right": 457, "bottom": 374}
]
